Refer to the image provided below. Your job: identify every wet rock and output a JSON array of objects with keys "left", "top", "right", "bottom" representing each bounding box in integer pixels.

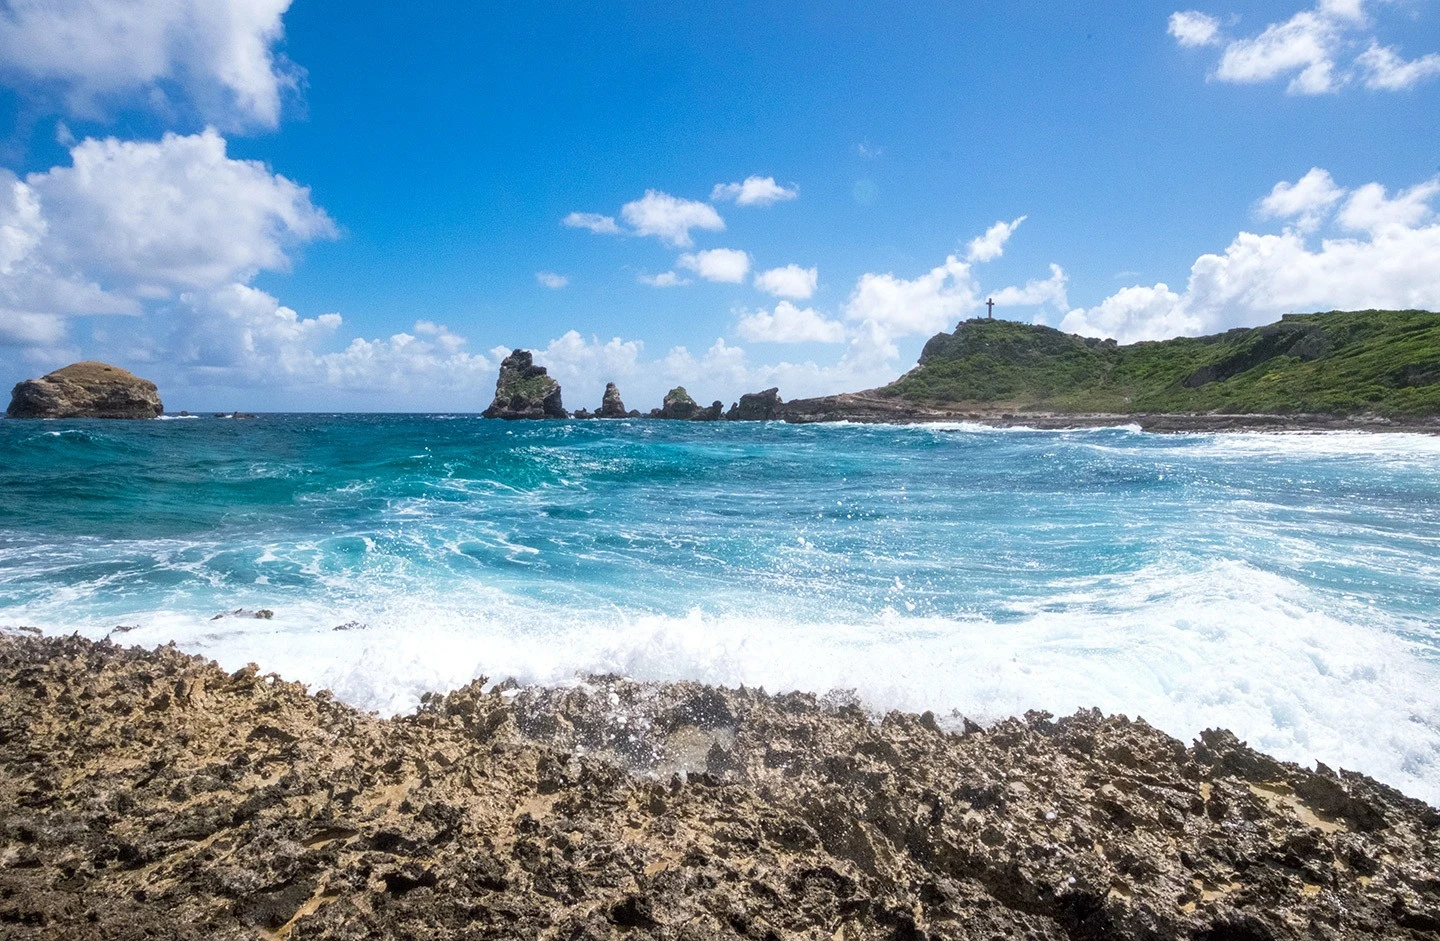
[
  {"left": 598, "top": 382, "right": 628, "bottom": 418},
  {"left": 726, "top": 387, "right": 783, "bottom": 421},
  {"left": 1, "top": 633, "right": 1436, "bottom": 940},
  {"left": 7, "top": 362, "right": 163, "bottom": 420},
  {"left": 481, "top": 350, "right": 566, "bottom": 419}
]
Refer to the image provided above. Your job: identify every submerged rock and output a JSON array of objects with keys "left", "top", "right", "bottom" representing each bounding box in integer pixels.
[
  {"left": 6, "top": 362, "right": 163, "bottom": 419},
  {"left": 726, "top": 387, "right": 783, "bottom": 421},
  {"left": 482, "top": 349, "right": 566, "bottom": 419},
  {"left": 2, "top": 632, "right": 1437, "bottom": 940},
  {"left": 598, "top": 382, "right": 628, "bottom": 418}
]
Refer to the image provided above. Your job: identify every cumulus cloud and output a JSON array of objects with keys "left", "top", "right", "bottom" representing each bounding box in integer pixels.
[
  {"left": 1257, "top": 167, "right": 1346, "bottom": 231},
  {"left": 754, "top": 264, "right": 818, "bottom": 299},
  {"left": 620, "top": 190, "right": 725, "bottom": 247},
  {"left": 1174, "top": 0, "right": 1440, "bottom": 94},
  {"left": 736, "top": 301, "right": 847, "bottom": 344},
  {"left": 1169, "top": 11, "right": 1222, "bottom": 47},
  {"left": 676, "top": 247, "right": 750, "bottom": 283},
  {"left": 1062, "top": 168, "right": 1440, "bottom": 342},
  {"left": 965, "top": 216, "right": 1026, "bottom": 263},
  {"left": 536, "top": 271, "right": 569, "bottom": 289},
  {"left": 171, "top": 282, "right": 340, "bottom": 373},
  {"left": 0, "top": 0, "right": 298, "bottom": 127},
  {"left": 638, "top": 271, "right": 689, "bottom": 288},
  {"left": 561, "top": 212, "right": 621, "bottom": 235},
  {"left": 992, "top": 264, "right": 1070, "bottom": 311},
  {"left": 710, "top": 176, "right": 799, "bottom": 207},
  {"left": 1356, "top": 42, "right": 1440, "bottom": 91},
  {"left": 29, "top": 129, "right": 334, "bottom": 291},
  {"left": 844, "top": 255, "right": 982, "bottom": 338}
]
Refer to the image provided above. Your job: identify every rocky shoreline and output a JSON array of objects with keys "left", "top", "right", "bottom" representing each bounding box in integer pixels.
[{"left": 2, "top": 632, "right": 1437, "bottom": 939}]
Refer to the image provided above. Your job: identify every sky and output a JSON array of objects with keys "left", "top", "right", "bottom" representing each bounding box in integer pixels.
[{"left": 0, "top": 0, "right": 1438, "bottom": 411}]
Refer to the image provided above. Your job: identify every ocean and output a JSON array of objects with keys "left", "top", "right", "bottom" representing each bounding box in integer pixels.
[{"left": 1, "top": 414, "right": 1438, "bottom": 802}]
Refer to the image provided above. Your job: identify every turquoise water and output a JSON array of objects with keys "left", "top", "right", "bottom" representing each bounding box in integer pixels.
[{"left": 2, "top": 414, "right": 1439, "bottom": 801}]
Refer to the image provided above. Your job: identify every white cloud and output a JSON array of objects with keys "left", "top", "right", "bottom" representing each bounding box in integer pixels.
[
  {"left": 620, "top": 190, "right": 724, "bottom": 247},
  {"left": 1062, "top": 169, "right": 1440, "bottom": 343},
  {"left": 754, "top": 264, "right": 818, "bottom": 299},
  {"left": 536, "top": 271, "right": 569, "bottom": 289},
  {"left": 0, "top": 0, "right": 298, "bottom": 128},
  {"left": 736, "top": 301, "right": 847, "bottom": 344},
  {"left": 677, "top": 247, "right": 750, "bottom": 283},
  {"left": 0, "top": 312, "right": 67, "bottom": 347},
  {"left": 1169, "top": 11, "right": 1222, "bottom": 47},
  {"left": 710, "top": 176, "right": 799, "bottom": 207},
  {"left": 639, "top": 271, "right": 689, "bottom": 288},
  {"left": 965, "top": 216, "right": 1026, "bottom": 263},
  {"left": 30, "top": 129, "right": 334, "bottom": 292},
  {"left": 1060, "top": 284, "right": 1195, "bottom": 343},
  {"left": 562, "top": 212, "right": 621, "bottom": 235},
  {"left": 1356, "top": 42, "right": 1440, "bottom": 90},
  {"left": 172, "top": 282, "right": 340, "bottom": 373},
  {"left": 992, "top": 264, "right": 1070, "bottom": 311},
  {"left": 845, "top": 255, "right": 981, "bottom": 337},
  {"left": 1177, "top": 0, "right": 1440, "bottom": 95},
  {"left": 1337, "top": 179, "right": 1440, "bottom": 233},
  {"left": 1258, "top": 167, "right": 1346, "bottom": 231}
]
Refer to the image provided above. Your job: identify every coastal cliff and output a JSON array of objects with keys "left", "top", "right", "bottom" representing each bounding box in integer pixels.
[
  {"left": 2, "top": 633, "right": 1437, "bottom": 939},
  {"left": 865, "top": 310, "right": 1440, "bottom": 419},
  {"left": 6, "top": 362, "right": 163, "bottom": 420}
]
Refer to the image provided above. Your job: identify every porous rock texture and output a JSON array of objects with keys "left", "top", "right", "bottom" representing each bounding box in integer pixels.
[
  {"left": 1, "top": 633, "right": 1437, "bottom": 940},
  {"left": 482, "top": 350, "right": 566, "bottom": 420},
  {"left": 6, "top": 362, "right": 163, "bottom": 419}
]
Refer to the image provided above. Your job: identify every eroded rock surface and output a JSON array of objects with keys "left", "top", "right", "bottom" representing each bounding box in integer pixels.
[
  {"left": 598, "top": 383, "right": 628, "bottom": 419},
  {"left": 652, "top": 386, "right": 699, "bottom": 420},
  {"left": 1, "top": 633, "right": 1437, "bottom": 940},
  {"left": 727, "top": 388, "right": 783, "bottom": 421},
  {"left": 482, "top": 350, "right": 566, "bottom": 420},
  {"left": 7, "top": 362, "right": 163, "bottom": 419}
]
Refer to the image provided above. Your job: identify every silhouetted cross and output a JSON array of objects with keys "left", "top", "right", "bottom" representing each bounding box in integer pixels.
[{"left": 987, "top": 298, "right": 994, "bottom": 319}]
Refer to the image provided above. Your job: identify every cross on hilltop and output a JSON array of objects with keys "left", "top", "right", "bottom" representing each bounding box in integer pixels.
[{"left": 987, "top": 298, "right": 994, "bottom": 319}]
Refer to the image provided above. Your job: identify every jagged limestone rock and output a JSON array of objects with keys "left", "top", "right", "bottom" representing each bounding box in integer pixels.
[
  {"left": 482, "top": 350, "right": 566, "bottom": 419},
  {"left": 6, "top": 362, "right": 163, "bottom": 419}
]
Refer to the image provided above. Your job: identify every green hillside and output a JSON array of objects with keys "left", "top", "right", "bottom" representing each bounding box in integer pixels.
[{"left": 879, "top": 310, "right": 1440, "bottom": 416}]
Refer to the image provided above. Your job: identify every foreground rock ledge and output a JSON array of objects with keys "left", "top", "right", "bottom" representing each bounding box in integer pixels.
[
  {"left": 6, "top": 362, "right": 163, "bottom": 419},
  {"left": 1, "top": 635, "right": 1437, "bottom": 940}
]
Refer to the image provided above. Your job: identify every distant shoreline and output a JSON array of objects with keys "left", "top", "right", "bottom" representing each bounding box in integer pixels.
[
  {"left": 7, "top": 406, "right": 1439, "bottom": 434},
  {"left": 777, "top": 391, "right": 1440, "bottom": 434}
]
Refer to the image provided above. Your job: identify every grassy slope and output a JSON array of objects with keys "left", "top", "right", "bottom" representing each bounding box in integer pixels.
[{"left": 880, "top": 310, "right": 1440, "bottom": 416}]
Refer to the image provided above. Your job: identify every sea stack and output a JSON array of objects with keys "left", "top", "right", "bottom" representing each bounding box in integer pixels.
[
  {"left": 598, "top": 382, "right": 628, "bottom": 418},
  {"left": 482, "top": 350, "right": 567, "bottom": 419},
  {"left": 6, "top": 362, "right": 163, "bottom": 419},
  {"left": 654, "top": 386, "right": 698, "bottom": 419}
]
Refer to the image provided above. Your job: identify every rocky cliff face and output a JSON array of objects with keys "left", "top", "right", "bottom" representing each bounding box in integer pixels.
[
  {"left": 6, "top": 362, "right": 163, "bottom": 419},
  {"left": 482, "top": 350, "right": 566, "bottom": 419},
  {"left": 2, "top": 633, "right": 1437, "bottom": 939}
]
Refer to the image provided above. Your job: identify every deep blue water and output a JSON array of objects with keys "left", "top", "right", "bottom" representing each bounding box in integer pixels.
[{"left": 2, "top": 414, "right": 1438, "bottom": 801}]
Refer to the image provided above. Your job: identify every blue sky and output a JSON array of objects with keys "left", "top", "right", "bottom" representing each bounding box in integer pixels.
[{"left": 1, "top": 0, "right": 1438, "bottom": 410}]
